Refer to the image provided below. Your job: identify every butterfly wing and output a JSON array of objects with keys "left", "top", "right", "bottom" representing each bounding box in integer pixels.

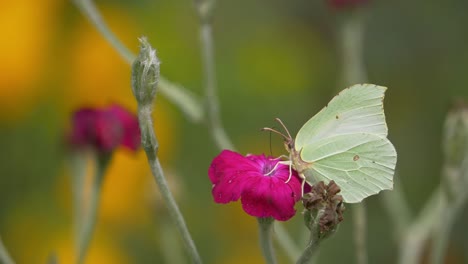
[
  {"left": 294, "top": 84, "right": 396, "bottom": 203},
  {"left": 295, "top": 84, "right": 389, "bottom": 150},
  {"left": 299, "top": 133, "right": 396, "bottom": 203}
]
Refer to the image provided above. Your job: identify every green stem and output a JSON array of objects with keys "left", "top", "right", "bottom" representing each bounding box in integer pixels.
[
  {"left": 430, "top": 161, "right": 468, "bottom": 264},
  {"left": 339, "top": 10, "right": 367, "bottom": 86},
  {"left": 138, "top": 105, "right": 202, "bottom": 264},
  {"left": 196, "top": 3, "right": 235, "bottom": 151},
  {"left": 72, "top": 0, "right": 134, "bottom": 63},
  {"left": 381, "top": 177, "right": 411, "bottom": 241},
  {"left": 0, "top": 236, "right": 15, "bottom": 264},
  {"left": 71, "top": 0, "right": 203, "bottom": 123},
  {"left": 69, "top": 151, "right": 87, "bottom": 250},
  {"left": 258, "top": 218, "right": 278, "bottom": 264},
  {"left": 76, "top": 154, "right": 110, "bottom": 264},
  {"left": 296, "top": 210, "right": 324, "bottom": 264},
  {"left": 351, "top": 203, "right": 368, "bottom": 264},
  {"left": 274, "top": 223, "right": 301, "bottom": 262},
  {"left": 160, "top": 217, "right": 186, "bottom": 264},
  {"left": 398, "top": 187, "right": 444, "bottom": 264},
  {"left": 339, "top": 10, "right": 369, "bottom": 264}
]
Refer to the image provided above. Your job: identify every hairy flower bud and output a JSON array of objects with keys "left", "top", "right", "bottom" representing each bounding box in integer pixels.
[
  {"left": 442, "top": 101, "right": 468, "bottom": 196},
  {"left": 302, "top": 181, "right": 345, "bottom": 238},
  {"left": 131, "top": 37, "right": 161, "bottom": 106}
]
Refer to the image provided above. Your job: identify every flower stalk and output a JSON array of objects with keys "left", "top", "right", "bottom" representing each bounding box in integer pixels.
[
  {"left": 258, "top": 217, "right": 278, "bottom": 264},
  {"left": 296, "top": 209, "right": 324, "bottom": 264},
  {"left": 0, "top": 235, "right": 15, "bottom": 264},
  {"left": 298, "top": 181, "right": 345, "bottom": 264},
  {"left": 132, "top": 38, "right": 202, "bottom": 264},
  {"left": 71, "top": 0, "right": 203, "bottom": 123},
  {"left": 76, "top": 153, "right": 111, "bottom": 264},
  {"left": 194, "top": 0, "right": 234, "bottom": 151}
]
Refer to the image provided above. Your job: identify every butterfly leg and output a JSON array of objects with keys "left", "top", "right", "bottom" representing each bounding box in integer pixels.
[
  {"left": 264, "top": 162, "right": 281, "bottom": 176},
  {"left": 285, "top": 162, "right": 293, "bottom": 183},
  {"left": 301, "top": 178, "right": 306, "bottom": 197}
]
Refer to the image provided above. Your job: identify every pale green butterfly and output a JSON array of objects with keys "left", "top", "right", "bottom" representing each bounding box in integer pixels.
[{"left": 264, "top": 84, "right": 397, "bottom": 203}]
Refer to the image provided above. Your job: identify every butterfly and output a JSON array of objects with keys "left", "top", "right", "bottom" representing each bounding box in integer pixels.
[{"left": 264, "top": 84, "right": 397, "bottom": 203}]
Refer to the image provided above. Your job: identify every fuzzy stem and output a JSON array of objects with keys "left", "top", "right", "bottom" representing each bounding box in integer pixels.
[
  {"left": 138, "top": 105, "right": 202, "bottom": 264},
  {"left": 76, "top": 153, "right": 110, "bottom": 264},
  {"left": 71, "top": 0, "right": 203, "bottom": 122},
  {"left": 69, "top": 151, "right": 87, "bottom": 251},
  {"left": 274, "top": 223, "right": 301, "bottom": 262},
  {"left": 351, "top": 204, "right": 368, "bottom": 264},
  {"left": 296, "top": 210, "right": 324, "bottom": 264},
  {"left": 196, "top": 2, "right": 235, "bottom": 151},
  {"left": 398, "top": 187, "right": 444, "bottom": 264},
  {"left": 339, "top": 10, "right": 368, "bottom": 264},
  {"left": 339, "top": 10, "right": 367, "bottom": 86},
  {"left": 258, "top": 218, "right": 278, "bottom": 264},
  {"left": 0, "top": 236, "right": 15, "bottom": 264},
  {"left": 430, "top": 159, "right": 468, "bottom": 264},
  {"left": 160, "top": 217, "right": 186, "bottom": 264},
  {"left": 381, "top": 178, "right": 411, "bottom": 241}
]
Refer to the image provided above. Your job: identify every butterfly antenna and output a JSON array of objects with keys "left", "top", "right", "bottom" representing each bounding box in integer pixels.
[
  {"left": 274, "top": 118, "right": 292, "bottom": 140},
  {"left": 261, "top": 127, "right": 289, "bottom": 141},
  {"left": 269, "top": 128, "right": 274, "bottom": 156}
]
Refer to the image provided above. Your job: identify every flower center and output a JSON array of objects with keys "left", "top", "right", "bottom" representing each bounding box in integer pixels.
[{"left": 262, "top": 161, "right": 277, "bottom": 176}]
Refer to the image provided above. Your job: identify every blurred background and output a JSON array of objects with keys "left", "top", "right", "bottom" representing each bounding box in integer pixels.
[{"left": 1, "top": 0, "right": 467, "bottom": 263}]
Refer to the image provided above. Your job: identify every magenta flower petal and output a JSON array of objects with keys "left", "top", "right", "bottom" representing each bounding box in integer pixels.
[
  {"left": 241, "top": 176, "right": 298, "bottom": 221},
  {"left": 69, "top": 108, "right": 99, "bottom": 147},
  {"left": 68, "top": 104, "right": 140, "bottom": 153},
  {"left": 95, "top": 109, "right": 124, "bottom": 152},
  {"left": 209, "top": 150, "right": 257, "bottom": 203},
  {"left": 208, "top": 150, "right": 305, "bottom": 221},
  {"left": 105, "top": 105, "right": 141, "bottom": 151}
]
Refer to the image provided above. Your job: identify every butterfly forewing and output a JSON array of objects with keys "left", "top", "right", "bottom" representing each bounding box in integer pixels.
[{"left": 295, "top": 84, "right": 388, "bottom": 151}]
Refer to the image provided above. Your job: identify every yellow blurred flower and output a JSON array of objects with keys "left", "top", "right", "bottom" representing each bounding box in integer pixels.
[
  {"left": 64, "top": 7, "right": 138, "bottom": 112},
  {"left": 4, "top": 206, "right": 129, "bottom": 264},
  {"left": 0, "top": 0, "right": 61, "bottom": 121}
]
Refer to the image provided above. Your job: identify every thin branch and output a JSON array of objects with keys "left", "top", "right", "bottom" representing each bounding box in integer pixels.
[
  {"left": 296, "top": 210, "right": 324, "bottom": 264},
  {"left": 274, "top": 223, "right": 301, "bottom": 263},
  {"left": 351, "top": 204, "right": 368, "bottom": 264},
  {"left": 258, "top": 218, "right": 278, "bottom": 264},
  {"left": 71, "top": 0, "right": 203, "bottom": 123},
  {"left": 381, "top": 177, "right": 411, "bottom": 242},
  {"left": 198, "top": 20, "right": 234, "bottom": 150},
  {"left": 76, "top": 154, "right": 110, "bottom": 264},
  {"left": 0, "top": 236, "right": 15, "bottom": 264},
  {"left": 398, "top": 188, "right": 444, "bottom": 264}
]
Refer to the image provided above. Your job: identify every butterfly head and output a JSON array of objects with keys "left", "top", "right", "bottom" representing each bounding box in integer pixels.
[{"left": 262, "top": 118, "right": 295, "bottom": 153}]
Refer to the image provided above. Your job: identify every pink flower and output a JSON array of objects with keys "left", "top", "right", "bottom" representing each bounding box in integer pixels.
[
  {"left": 208, "top": 150, "right": 307, "bottom": 221},
  {"left": 69, "top": 104, "right": 140, "bottom": 152},
  {"left": 328, "top": 0, "right": 369, "bottom": 9}
]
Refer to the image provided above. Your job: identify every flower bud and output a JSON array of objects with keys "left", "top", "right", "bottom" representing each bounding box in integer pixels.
[
  {"left": 442, "top": 101, "right": 468, "bottom": 196},
  {"left": 131, "top": 37, "right": 160, "bottom": 106},
  {"left": 443, "top": 101, "right": 468, "bottom": 167},
  {"left": 302, "top": 181, "right": 345, "bottom": 238}
]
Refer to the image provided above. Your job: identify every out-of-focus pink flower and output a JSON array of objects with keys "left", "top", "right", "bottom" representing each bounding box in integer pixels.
[
  {"left": 104, "top": 105, "right": 141, "bottom": 151},
  {"left": 208, "top": 150, "right": 308, "bottom": 221},
  {"left": 68, "top": 104, "right": 140, "bottom": 152},
  {"left": 328, "top": 0, "right": 369, "bottom": 9}
]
